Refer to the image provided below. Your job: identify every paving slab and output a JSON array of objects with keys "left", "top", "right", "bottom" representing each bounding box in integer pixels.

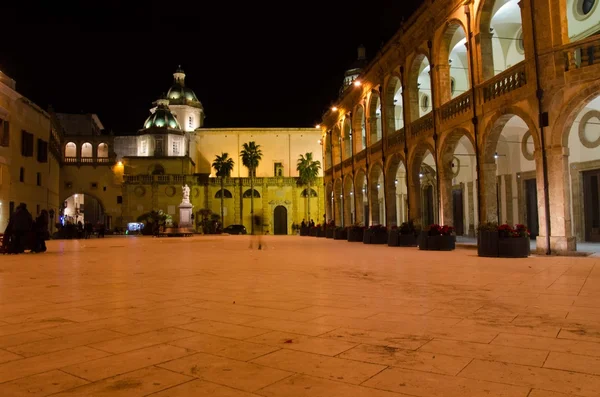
[{"left": 0, "top": 235, "right": 597, "bottom": 396}]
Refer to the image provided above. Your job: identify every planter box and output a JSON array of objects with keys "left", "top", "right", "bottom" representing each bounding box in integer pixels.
[
  {"left": 478, "top": 232, "right": 530, "bottom": 257},
  {"left": 419, "top": 232, "right": 455, "bottom": 251},
  {"left": 388, "top": 231, "right": 418, "bottom": 247},
  {"left": 309, "top": 227, "right": 318, "bottom": 236},
  {"left": 347, "top": 228, "right": 364, "bottom": 242},
  {"left": 325, "top": 228, "right": 334, "bottom": 239},
  {"left": 334, "top": 229, "right": 347, "bottom": 240},
  {"left": 300, "top": 227, "right": 310, "bottom": 236},
  {"left": 363, "top": 229, "right": 388, "bottom": 244},
  {"left": 317, "top": 229, "right": 326, "bottom": 238}
]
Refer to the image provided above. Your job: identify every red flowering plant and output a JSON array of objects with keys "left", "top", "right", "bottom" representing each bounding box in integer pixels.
[
  {"left": 426, "top": 224, "right": 454, "bottom": 236},
  {"left": 348, "top": 223, "right": 366, "bottom": 232},
  {"left": 514, "top": 224, "right": 530, "bottom": 238},
  {"left": 477, "top": 222, "right": 530, "bottom": 238},
  {"left": 497, "top": 223, "right": 513, "bottom": 238}
]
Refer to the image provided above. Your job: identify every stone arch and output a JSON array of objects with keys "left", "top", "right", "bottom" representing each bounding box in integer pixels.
[
  {"left": 81, "top": 142, "right": 93, "bottom": 158},
  {"left": 552, "top": 80, "right": 600, "bottom": 147},
  {"left": 333, "top": 177, "right": 343, "bottom": 224},
  {"left": 61, "top": 191, "right": 106, "bottom": 227},
  {"left": 243, "top": 189, "right": 261, "bottom": 198},
  {"left": 384, "top": 73, "right": 404, "bottom": 133},
  {"left": 65, "top": 142, "right": 76, "bottom": 157},
  {"left": 324, "top": 132, "right": 333, "bottom": 169},
  {"left": 354, "top": 168, "right": 368, "bottom": 225},
  {"left": 215, "top": 189, "right": 233, "bottom": 198},
  {"left": 408, "top": 141, "right": 438, "bottom": 226},
  {"left": 367, "top": 90, "right": 383, "bottom": 145},
  {"left": 482, "top": 107, "right": 541, "bottom": 163},
  {"left": 97, "top": 143, "right": 109, "bottom": 158},
  {"left": 407, "top": 51, "right": 432, "bottom": 122},
  {"left": 342, "top": 117, "right": 352, "bottom": 159},
  {"left": 343, "top": 173, "right": 355, "bottom": 226},
  {"left": 385, "top": 152, "right": 408, "bottom": 226},
  {"left": 436, "top": 20, "right": 470, "bottom": 104},
  {"left": 148, "top": 163, "right": 165, "bottom": 175},
  {"left": 353, "top": 104, "right": 367, "bottom": 152},
  {"left": 325, "top": 181, "right": 334, "bottom": 221},
  {"left": 368, "top": 161, "right": 385, "bottom": 225},
  {"left": 332, "top": 124, "right": 342, "bottom": 164}
]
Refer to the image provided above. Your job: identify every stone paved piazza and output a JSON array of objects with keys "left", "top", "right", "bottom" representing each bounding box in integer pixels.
[{"left": 0, "top": 236, "right": 599, "bottom": 396}]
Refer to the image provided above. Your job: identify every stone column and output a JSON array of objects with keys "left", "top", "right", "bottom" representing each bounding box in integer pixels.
[
  {"left": 408, "top": 171, "right": 421, "bottom": 227},
  {"left": 370, "top": 182, "right": 380, "bottom": 225},
  {"left": 478, "top": 32, "right": 495, "bottom": 81},
  {"left": 437, "top": 64, "right": 451, "bottom": 104},
  {"left": 385, "top": 178, "right": 397, "bottom": 226},
  {"left": 504, "top": 174, "right": 514, "bottom": 225},
  {"left": 467, "top": 182, "right": 475, "bottom": 237},
  {"left": 497, "top": 175, "right": 503, "bottom": 222},
  {"left": 536, "top": 147, "right": 577, "bottom": 252},
  {"left": 439, "top": 163, "right": 454, "bottom": 226},
  {"left": 481, "top": 162, "right": 498, "bottom": 223}
]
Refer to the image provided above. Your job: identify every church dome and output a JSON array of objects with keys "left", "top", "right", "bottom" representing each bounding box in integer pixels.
[
  {"left": 142, "top": 99, "right": 181, "bottom": 130},
  {"left": 166, "top": 66, "right": 203, "bottom": 108}
]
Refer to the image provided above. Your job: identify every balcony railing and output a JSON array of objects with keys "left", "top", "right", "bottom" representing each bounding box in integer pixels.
[
  {"left": 564, "top": 36, "right": 600, "bottom": 71},
  {"left": 63, "top": 156, "right": 115, "bottom": 165},
  {"left": 440, "top": 91, "right": 471, "bottom": 121},
  {"left": 369, "top": 140, "right": 383, "bottom": 155},
  {"left": 334, "top": 163, "right": 342, "bottom": 172},
  {"left": 387, "top": 129, "right": 405, "bottom": 149},
  {"left": 325, "top": 168, "right": 333, "bottom": 178},
  {"left": 64, "top": 157, "right": 78, "bottom": 163},
  {"left": 410, "top": 113, "right": 434, "bottom": 138},
  {"left": 482, "top": 62, "right": 527, "bottom": 103},
  {"left": 343, "top": 158, "right": 353, "bottom": 168},
  {"left": 355, "top": 149, "right": 367, "bottom": 162}
]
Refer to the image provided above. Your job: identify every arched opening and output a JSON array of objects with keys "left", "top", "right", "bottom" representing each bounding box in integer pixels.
[
  {"left": 418, "top": 151, "right": 438, "bottom": 227},
  {"left": 369, "top": 163, "right": 385, "bottom": 225},
  {"left": 65, "top": 142, "right": 76, "bottom": 158},
  {"left": 479, "top": 0, "right": 525, "bottom": 81},
  {"left": 386, "top": 155, "right": 408, "bottom": 227},
  {"left": 62, "top": 193, "right": 107, "bottom": 229},
  {"left": 385, "top": 76, "right": 404, "bottom": 132},
  {"left": 483, "top": 114, "right": 538, "bottom": 238},
  {"left": 565, "top": 95, "right": 600, "bottom": 242},
  {"left": 81, "top": 142, "right": 93, "bottom": 158},
  {"left": 97, "top": 143, "right": 109, "bottom": 158},
  {"left": 325, "top": 182, "right": 333, "bottom": 222},
  {"left": 325, "top": 134, "right": 333, "bottom": 169},
  {"left": 567, "top": 0, "right": 600, "bottom": 41},
  {"left": 332, "top": 125, "right": 342, "bottom": 165},
  {"left": 439, "top": 131, "right": 478, "bottom": 236},
  {"left": 368, "top": 93, "right": 383, "bottom": 145},
  {"left": 408, "top": 54, "right": 433, "bottom": 122},
  {"left": 149, "top": 164, "right": 165, "bottom": 175},
  {"left": 343, "top": 175, "right": 355, "bottom": 226},
  {"left": 215, "top": 189, "right": 233, "bottom": 198},
  {"left": 243, "top": 189, "right": 261, "bottom": 198},
  {"left": 355, "top": 169, "right": 367, "bottom": 226},
  {"left": 353, "top": 105, "right": 367, "bottom": 152},
  {"left": 439, "top": 23, "right": 470, "bottom": 104},
  {"left": 273, "top": 206, "right": 288, "bottom": 235},
  {"left": 343, "top": 118, "right": 352, "bottom": 159},
  {"left": 333, "top": 178, "right": 343, "bottom": 225}
]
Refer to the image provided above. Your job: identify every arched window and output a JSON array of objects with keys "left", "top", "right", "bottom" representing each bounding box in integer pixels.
[
  {"left": 81, "top": 142, "right": 93, "bottom": 158},
  {"left": 243, "top": 189, "right": 260, "bottom": 198},
  {"left": 97, "top": 143, "right": 109, "bottom": 158},
  {"left": 301, "top": 188, "right": 318, "bottom": 197},
  {"left": 65, "top": 142, "right": 76, "bottom": 157},
  {"left": 149, "top": 164, "right": 165, "bottom": 175},
  {"left": 215, "top": 189, "right": 233, "bottom": 198}
]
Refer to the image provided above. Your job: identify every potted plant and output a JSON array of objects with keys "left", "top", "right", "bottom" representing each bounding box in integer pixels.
[
  {"left": 419, "top": 224, "right": 455, "bottom": 251},
  {"left": 347, "top": 224, "right": 365, "bottom": 242},
  {"left": 334, "top": 226, "right": 347, "bottom": 240},
  {"left": 388, "top": 221, "right": 420, "bottom": 247},
  {"left": 478, "top": 222, "right": 530, "bottom": 258},
  {"left": 364, "top": 224, "right": 388, "bottom": 244},
  {"left": 325, "top": 220, "right": 335, "bottom": 238}
]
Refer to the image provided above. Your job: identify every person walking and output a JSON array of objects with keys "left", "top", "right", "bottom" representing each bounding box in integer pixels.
[
  {"left": 249, "top": 214, "right": 266, "bottom": 250},
  {"left": 33, "top": 210, "right": 49, "bottom": 253}
]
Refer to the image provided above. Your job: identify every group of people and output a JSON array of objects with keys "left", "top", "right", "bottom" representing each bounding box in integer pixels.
[
  {"left": 300, "top": 219, "right": 315, "bottom": 228},
  {"left": 2, "top": 203, "right": 49, "bottom": 254}
]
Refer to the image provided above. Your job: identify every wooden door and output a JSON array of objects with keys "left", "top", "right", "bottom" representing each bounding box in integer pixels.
[
  {"left": 273, "top": 206, "right": 287, "bottom": 235},
  {"left": 525, "top": 179, "right": 539, "bottom": 239},
  {"left": 583, "top": 169, "right": 600, "bottom": 242},
  {"left": 453, "top": 188, "right": 464, "bottom": 236}
]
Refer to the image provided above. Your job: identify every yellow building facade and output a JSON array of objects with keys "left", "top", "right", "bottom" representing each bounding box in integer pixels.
[
  {"left": 0, "top": 70, "right": 61, "bottom": 231},
  {"left": 320, "top": 0, "right": 600, "bottom": 253},
  {"left": 57, "top": 69, "right": 324, "bottom": 234}
]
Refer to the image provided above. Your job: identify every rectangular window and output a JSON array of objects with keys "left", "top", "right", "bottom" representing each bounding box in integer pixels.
[
  {"left": 274, "top": 162, "right": 283, "bottom": 177},
  {"left": 21, "top": 131, "right": 34, "bottom": 157},
  {"left": 9, "top": 201, "right": 14, "bottom": 215},
  {"left": 117, "top": 196, "right": 123, "bottom": 204},
  {"left": 37, "top": 139, "right": 48, "bottom": 163},
  {"left": 188, "top": 116, "right": 193, "bottom": 128},
  {"left": 91, "top": 182, "right": 98, "bottom": 189},
  {"left": 36, "top": 204, "right": 40, "bottom": 215},
  {"left": 19, "top": 167, "right": 24, "bottom": 182},
  {"left": 36, "top": 172, "right": 41, "bottom": 186},
  {"left": 141, "top": 140, "right": 147, "bottom": 155},
  {"left": 172, "top": 140, "right": 179, "bottom": 155},
  {"left": 0, "top": 119, "right": 9, "bottom": 147}
]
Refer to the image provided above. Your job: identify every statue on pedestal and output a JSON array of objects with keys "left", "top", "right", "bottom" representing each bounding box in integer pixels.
[{"left": 182, "top": 184, "right": 190, "bottom": 204}]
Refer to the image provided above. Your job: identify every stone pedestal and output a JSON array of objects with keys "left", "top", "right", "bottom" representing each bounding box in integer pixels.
[{"left": 178, "top": 203, "right": 193, "bottom": 228}]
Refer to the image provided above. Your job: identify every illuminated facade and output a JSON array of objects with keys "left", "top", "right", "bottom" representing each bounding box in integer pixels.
[{"left": 321, "top": 0, "right": 600, "bottom": 253}]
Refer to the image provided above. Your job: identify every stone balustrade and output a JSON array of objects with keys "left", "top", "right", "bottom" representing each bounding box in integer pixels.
[
  {"left": 387, "top": 129, "right": 405, "bottom": 149},
  {"left": 564, "top": 36, "right": 600, "bottom": 71},
  {"left": 410, "top": 113, "right": 434, "bottom": 138},
  {"left": 440, "top": 92, "right": 472, "bottom": 121},
  {"left": 369, "top": 140, "right": 383, "bottom": 155},
  {"left": 481, "top": 62, "right": 527, "bottom": 103},
  {"left": 355, "top": 149, "right": 367, "bottom": 162}
]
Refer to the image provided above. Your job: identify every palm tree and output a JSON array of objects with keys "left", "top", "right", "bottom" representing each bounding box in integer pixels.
[
  {"left": 212, "top": 153, "right": 235, "bottom": 228},
  {"left": 297, "top": 152, "right": 321, "bottom": 223},
  {"left": 240, "top": 141, "right": 263, "bottom": 234}
]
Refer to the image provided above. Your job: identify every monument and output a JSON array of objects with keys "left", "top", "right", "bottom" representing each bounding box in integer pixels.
[{"left": 178, "top": 184, "right": 194, "bottom": 231}]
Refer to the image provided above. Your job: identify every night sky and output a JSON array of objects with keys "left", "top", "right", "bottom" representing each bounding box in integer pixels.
[{"left": 2, "top": 1, "right": 423, "bottom": 134}]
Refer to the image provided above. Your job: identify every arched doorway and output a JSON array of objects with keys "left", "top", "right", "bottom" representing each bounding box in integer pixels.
[
  {"left": 273, "top": 206, "right": 287, "bottom": 235},
  {"left": 62, "top": 193, "right": 107, "bottom": 228}
]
